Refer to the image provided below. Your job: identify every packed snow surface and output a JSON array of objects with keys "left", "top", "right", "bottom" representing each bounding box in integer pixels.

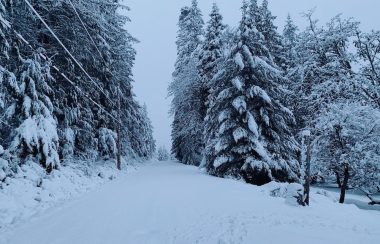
[{"left": 2, "top": 161, "right": 380, "bottom": 244}]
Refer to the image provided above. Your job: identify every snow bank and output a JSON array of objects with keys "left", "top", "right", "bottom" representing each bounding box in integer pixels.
[
  {"left": 0, "top": 159, "right": 136, "bottom": 231},
  {"left": 261, "top": 181, "right": 304, "bottom": 206}
]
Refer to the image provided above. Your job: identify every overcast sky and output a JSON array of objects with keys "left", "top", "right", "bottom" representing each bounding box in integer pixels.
[{"left": 126, "top": 0, "right": 380, "bottom": 149}]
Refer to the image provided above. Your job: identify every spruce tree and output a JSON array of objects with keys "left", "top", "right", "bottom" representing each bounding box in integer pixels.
[
  {"left": 0, "top": 0, "right": 155, "bottom": 171},
  {"left": 259, "top": 0, "right": 284, "bottom": 67},
  {"left": 169, "top": 0, "right": 205, "bottom": 165},
  {"left": 205, "top": 1, "right": 300, "bottom": 185},
  {"left": 282, "top": 14, "right": 298, "bottom": 71},
  {"left": 9, "top": 53, "right": 59, "bottom": 173},
  {"left": 199, "top": 3, "right": 225, "bottom": 168}
]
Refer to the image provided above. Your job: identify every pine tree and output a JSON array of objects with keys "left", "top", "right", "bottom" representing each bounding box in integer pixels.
[
  {"left": 282, "top": 14, "right": 298, "bottom": 71},
  {"left": 0, "top": 0, "right": 10, "bottom": 60},
  {"left": 259, "top": 0, "right": 284, "bottom": 67},
  {"left": 0, "top": 0, "right": 155, "bottom": 172},
  {"left": 169, "top": 0, "right": 205, "bottom": 165},
  {"left": 204, "top": 1, "right": 300, "bottom": 185},
  {"left": 0, "top": 0, "right": 14, "bottom": 178},
  {"left": 9, "top": 53, "right": 59, "bottom": 173},
  {"left": 199, "top": 3, "right": 225, "bottom": 168},
  {"left": 125, "top": 102, "right": 155, "bottom": 159}
]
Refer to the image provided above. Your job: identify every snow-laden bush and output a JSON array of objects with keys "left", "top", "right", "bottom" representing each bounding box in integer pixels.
[
  {"left": 98, "top": 128, "right": 117, "bottom": 160},
  {"left": 61, "top": 128, "right": 75, "bottom": 161},
  {"left": 263, "top": 182, "right": 304, "bottom": 206}
]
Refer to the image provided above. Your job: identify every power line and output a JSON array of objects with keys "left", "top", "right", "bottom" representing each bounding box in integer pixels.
[
  {"left": 23, "top": 0, "right": 114, "bottom": 106},
  {"left": 67, "top": 0, "right": 106, "bottom": 64},
  {"left": 67, "top": 0, "right": 124, "bottom": 169},
  {"left": 0, "top": 17, "right": 120, "bottom": 123},
  {"left": 2, "top": 1, "right": 126, "bottom": 169},
  {"left": 1, "top": 1, "right": 127, "bottom": 165}
]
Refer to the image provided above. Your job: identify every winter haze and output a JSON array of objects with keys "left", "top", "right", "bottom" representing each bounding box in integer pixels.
[{"left": 128, "top": 0, "right": 380, "bottom": 149}]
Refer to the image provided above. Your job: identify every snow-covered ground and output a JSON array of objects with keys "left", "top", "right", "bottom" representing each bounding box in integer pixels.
[
  {"left": 313, "top": 186, "right": 380, "bottom": 211},
  {"left": 0, "top": 159, "right": 137, "bottom": 232},
  {"left": 1, "top": 161, "right": 380, "bottom": 244}
]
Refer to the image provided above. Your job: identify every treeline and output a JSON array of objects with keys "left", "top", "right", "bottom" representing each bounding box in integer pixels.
[
  {"left": 0, "top": 0, "right": 155, "bottom": 179},
  {"left": 169, "top": 0, "right": 380, "bottom": 197}
]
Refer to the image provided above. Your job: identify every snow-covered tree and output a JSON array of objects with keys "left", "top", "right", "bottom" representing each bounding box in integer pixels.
[
  {"left": 313, "top": 103, "right": 380, "bottom": 202},
  {"left": 259, "top": 0, "right": 285, "bottom": 68},
  {"left": 282, "top": 14, "right": 298, "bottom": 71},
  {"left": 0, "top": 0, "right": 10, "bottom": 60},
  {"left": 157, "top": 146, "right": 170, "bottom": 162},
  {"left": 125, "top": 103, "right": 155, "bottom": 159},
  {"left": 199, "top": 3, "right": 225, "bottom": 168},
  {"left": 0, "top": 1, "right": 12, "bottom": 178},
  {"left": 289, "top": 13, "right": 360, "bottom": 130},
  {"left": 98, "top": 128, "right": 117, "bottom": 160},
  {"left": 8, "top": 54, "right": 59, "bottom": 173},
  {"left": 169, "top": 0, "right": 205, "bottom": 165},
  {"left": 204, "top": 1, "right": 300, "bottom": 185},
  {"left": 0, "top": 0, "right": 154, "bottom": 173},
  {"left": 355, "top": 30, "right": 380, "bottom": 108}
]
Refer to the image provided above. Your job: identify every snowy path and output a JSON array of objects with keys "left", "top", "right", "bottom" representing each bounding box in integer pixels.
[{"left": 2, "top": 161, "right": 380, "bottom": 244}]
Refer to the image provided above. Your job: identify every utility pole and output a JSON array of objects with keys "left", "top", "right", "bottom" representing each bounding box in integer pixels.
[{"left": 116, "top": 86, "right": 122, "bottom": 170}]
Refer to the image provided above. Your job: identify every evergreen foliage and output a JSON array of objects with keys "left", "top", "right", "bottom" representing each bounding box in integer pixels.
[
  {"left": 169, "top": 0, "right": 205, "bottom": 166},
  {"left": 171, "top": 1, "right": 379, "bottom": 192},
  {"left": 0, "top": 0, "right": 155, "bottom": 175}
]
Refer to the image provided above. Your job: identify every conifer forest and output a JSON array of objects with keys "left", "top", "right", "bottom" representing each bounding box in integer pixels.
[{"left": 0, "top": 1, "right": 379, "bottom": 243}]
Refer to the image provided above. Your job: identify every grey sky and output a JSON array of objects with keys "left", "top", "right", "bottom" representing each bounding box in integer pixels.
[{"left": 126, "top": 0, "right": 380, "bottom": 149}]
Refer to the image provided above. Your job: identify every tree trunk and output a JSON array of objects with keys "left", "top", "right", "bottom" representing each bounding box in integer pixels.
[
  {"left": 335, "top": 171, "right": 341, "bottom": 188},
  {"left": 339, "top": 164, "right": 349, "bottom": 204}
]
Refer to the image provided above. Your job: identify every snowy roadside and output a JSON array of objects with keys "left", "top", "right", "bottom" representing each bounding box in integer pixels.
[
  {"left": 0, "top": 158, "right": 145, "bottom": 232},
  {"left": 2, "top": 162, "right": 379, "bottom": 244}
]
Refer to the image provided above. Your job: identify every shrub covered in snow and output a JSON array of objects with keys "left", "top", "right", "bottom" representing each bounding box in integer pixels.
[{"left": 264, "top": 182, "right": 304, "bottom": 206}]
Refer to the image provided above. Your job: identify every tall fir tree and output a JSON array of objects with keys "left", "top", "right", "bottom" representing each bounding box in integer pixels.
[
  {"left": 169, "top": 0, "right": 205, "bottom": 165},
  {"left": 199, "top": 3, "right": 225, "bottom": 168},
  {"left": 259, "top": 0, "right": 285, "bottom": 68},
  {"left": 204, "top": 1, "right": 300, "bottom": 185},
  {"left": 282, "top": 14, "right": 298, "bottom": 71}
]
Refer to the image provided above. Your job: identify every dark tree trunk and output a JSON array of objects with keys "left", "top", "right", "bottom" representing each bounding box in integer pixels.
[
  {"left": 339, "top": 164, "right": 349, "bottom": 204},
  {"left": 335, "top": 171, "right": 342, "bottom": 188}
]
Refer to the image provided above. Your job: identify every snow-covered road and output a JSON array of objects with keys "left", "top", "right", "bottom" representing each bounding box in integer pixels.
[{"left": 2, "top": 161, "right": 380, "bottom": 244}]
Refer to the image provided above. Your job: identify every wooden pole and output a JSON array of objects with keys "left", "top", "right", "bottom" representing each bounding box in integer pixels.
[
  {"left": 304, "top": 135, "right": 311, "bottom": 206},
  {"left": 116, "top": 87, "right": 122, "bottom": 170}
]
